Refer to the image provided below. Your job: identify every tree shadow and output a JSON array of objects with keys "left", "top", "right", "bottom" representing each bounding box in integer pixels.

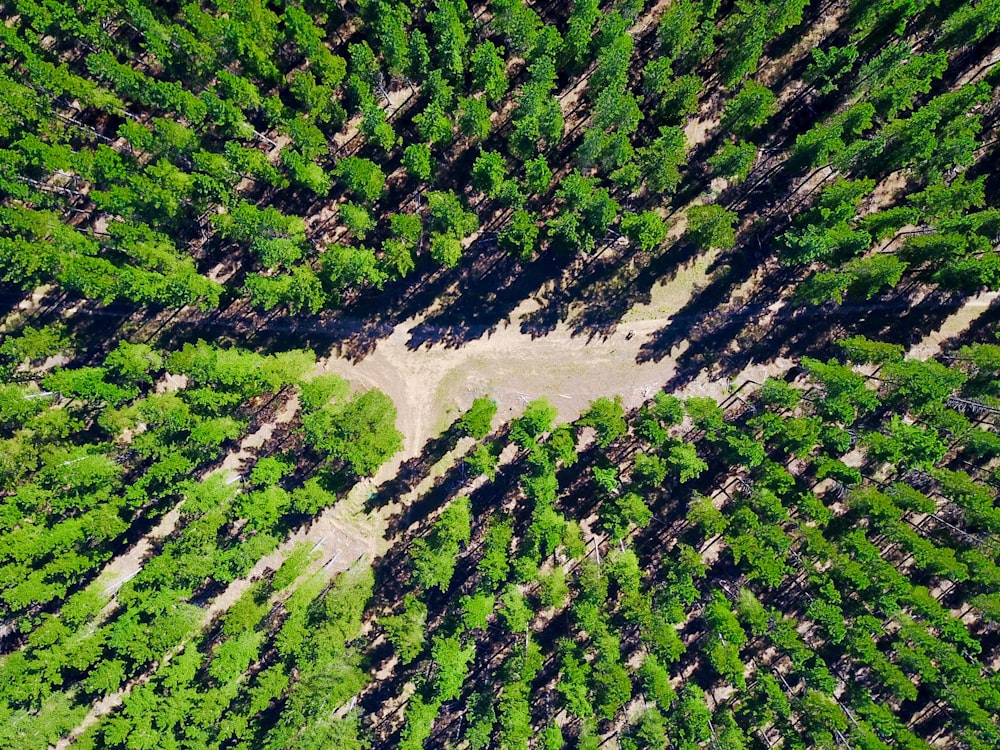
[
  {"left": 403, "top": 246, "right": 571, "bottom": 351},
  {"left": 364, "top": 426, "right": 464, "bottom": 514},
  {"left": 952, "top": 294, "right": 1000, "bottom": 348}
]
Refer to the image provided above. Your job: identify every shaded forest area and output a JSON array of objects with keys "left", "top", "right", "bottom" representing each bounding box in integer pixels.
[
  {"left": 1, "top": 0, "right": 1000, "bottom": 748},
  {"left": 1, "top": 0, "right": 998, "bottom": 369}
]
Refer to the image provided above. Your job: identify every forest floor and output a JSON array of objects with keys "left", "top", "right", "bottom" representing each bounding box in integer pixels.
[{"left": 317, "top": 260, "right": 1000, "bottom": 562}]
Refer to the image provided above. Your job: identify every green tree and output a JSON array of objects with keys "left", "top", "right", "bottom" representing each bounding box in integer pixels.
[
  {"left": 479, "top": 516, "right": 514, "bottom": 589},
  {"left": 400, "top": 694, "right": 440, "bottom": 750},
  {"left": 801, "top": 357, "right": 879, "bottom": 423},
  {"left": 524, "top": 155, "right": 552, "bottom": 195},
  {"left": 336, "top": 156, "right": 386, "bottom": 203},
  {"left": 667, "top": 442, "right": 708, "bottom": 482},
  {"left": 592, "top": 638, "right": 632, "bottom": 719},
  {"left": 797, "top": 255, "right": 907, "bottom": 305},
  {"left": 717, "top": 0, "right": 769, "bottom": 86},
  {"left": 640, "top": 126, "right": 687, "bottom": 194},
  {"left": 466, "top": 441, "right": 501, "bottom": 480},
  {"left": 213, "top": 202, "right": 308, "bottom": 269},
  {"left": 632, "top": 452, "right": 668, "bottom": 487},
  {"left": 757, "top": 377, "right": 801, "bottom": 410},
  {"left": 638, "top": 654, "right": 676, "bottom": 710},
  {"left": 490, "top": 0, "right": 542, "bottom": 56},
  {"left": 540, "top": 723, "right": 564, "bottom": 750},
  {"left": 0, "top": 323, "right": 69, "bottom": 374},
  {"left": 577, "top": 396, "right": 627, "bottom": 447},
  {"left": 411, "top": 496, "right": 472, "bottom": 591},
  {"left": 628, "top": 707, "right": 668, "bottom": 749},
  {"left": 539, "top": 567, "right": 569, "bottom": 609},
  {"left": 471, "top": 41, "right": 508, "bottom": 101},
  {"left": 684, "top": 204, "right": 738, "bottom": 250},
  {"left": 685, "top": 395, "right": 726, "bottom": 437},
  {"left": 402, "top": 143, "right": 433, "bottom": 182},
  {"left": 708, "top": 141, "right": 757, "bottom": 183},
  {"left": 498, "top": 679, "right": 533, "bottom": 750},
  {"left": 338, "top": 202, "right": 376, "bottom": 240},
  {"left": 881, "top": 358, "right": 965, "bottom": 413},
  {"left": 546, "top": 424, "right": 580, "bottom": 468},
  {"left": 432, "top": 634, "right": 475, "bottom": 701},
  {"left": 621, "top": 211, "right": 669, "bottom": 252},
  {"left": 499, "top": 210, "right": 540, "bottom": 260},
  {"left": 349, "top": 40, "right": 383, "bottom": 92},
  {"left": 499, "top": 584, "right": 533, "bottom": 633},
  {"left": 557, "top": 641, "right": 595, "bottom": 719},
  {"left": 459, "top": 397, "right": 498, "bottom": 439},
  {"left": 646, "top": 66, "right": 702, "bottom": 125},
  {"left": 460, "top": 592, "right": 496, "bottom": 630},
  {"left": 391, "top": 213, "right": 423, "bottom": 246},
  {"left": 281, "top": 148, "right": 332, "bottom": 197},
  {"left": 381, "top": 594, "right": 427, "bottom": 665},
  {"left": 360, "top": 98, "right": 398, "bottom": 151},
  {"left": 548, "top": 173, "right": 620, "bottom": 253},
  {"left": 430, "top": 233, "right": 464, "bottom": 267},
  {"left": 509, "top": 76, "right": 564, "bottom": 158},
  {"left": 789, "top": 104, "right": 875, "bottom": 170},
  {"left": 672, "top": 684, "right": 712, "bottom": 748},
  {"left": 863, "top": 416, "right": 946, "bottom": 470},
  {"left": 634, "top": 392, "right": 684, "bottom": 445},
  {"left": 720, "top": 81, "right": 777, "bottom": 137},
  {"left": 104, "top": 341, "right": 162, "bottom": 386},
  {"left": 428, "top": 0, "right": 470, "bottom": 82},
  {"left": 465, "top": 692, "right": 496, "bottom": 750},
  {"left": 941, "top": 0, "right": 1000, "bottom": 48},
  {"left": 371, "top": 2, "right": 410, "bottom": 76},
  {"left": 687, "top": 492, "right": 728, "bottom": 537},
  {"left": 704, "top": 591, "right": 748, "bottom": 683},
  {"left": 656, "top": 0, "right": 702, "bottom": 66},
  {"left": 302, "top": 389, "right": 403, "bottom": 476},
  {"left": 805, "top": 45, "right": 859, "bottom": 94},
  {"left": 458, "top": 96, "right": 492, "bottom": 141},
  {"left": 511, "top": 398, "right": 558, "bottom": 446},
  {"left": 414, "top": 69, "right": 456, "bottom": 145},
  {"left": 563, "top": 0, "right": 600, "bottom": 71},
  {"left": 836, "top": 335, "right": 905, "bottom": 365},
  {"left": 426, "top": 190, "right": 479, "bottom": 238},
  {"left": 602, "top": 490, "right": 652, "bottom": 540},
  {"left": 472, "top": 151, "right": 508, "bottom": 197}
]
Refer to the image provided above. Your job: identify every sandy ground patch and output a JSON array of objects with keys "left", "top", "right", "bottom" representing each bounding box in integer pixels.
[
  {"left": 216, "top": 393, "right": 300, "bottom": 475},
  {"left": 319, "top": 297, "right": 682, "bottom": 470},
  {"left": 906, "top": 290, "right": 1000, "bottom": 360}
]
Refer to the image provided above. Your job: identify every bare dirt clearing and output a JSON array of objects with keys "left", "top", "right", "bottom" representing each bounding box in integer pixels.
[
  {"left": 320, "top": 289, "right": 688, "bottom": 468},
  {"left": 317, "top": 257, "right": 998, "bottom": 558}
]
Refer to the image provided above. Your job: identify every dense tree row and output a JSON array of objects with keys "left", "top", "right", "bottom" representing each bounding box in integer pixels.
[
  {"left": 0, "top": 332, "right": 400, "bottom": 747},
  {"left": 366, "top": 337, "right": 1000, "bottom": 749},
  {"left": 1, "top": 0, "right": 996, "bottom": 318}
]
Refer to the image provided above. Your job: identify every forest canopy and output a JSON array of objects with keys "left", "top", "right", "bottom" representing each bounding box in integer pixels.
[{"left": 1, "top": 0, "right": 999, "bottom": 748}]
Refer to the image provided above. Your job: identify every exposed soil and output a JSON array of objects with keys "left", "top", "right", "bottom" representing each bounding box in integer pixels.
[
  {"left": 905, "top": 290, "right": 1000, "bottom": 360},
  {"left": 322, "top": 298, "right": 678, "bottom": 461}
]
